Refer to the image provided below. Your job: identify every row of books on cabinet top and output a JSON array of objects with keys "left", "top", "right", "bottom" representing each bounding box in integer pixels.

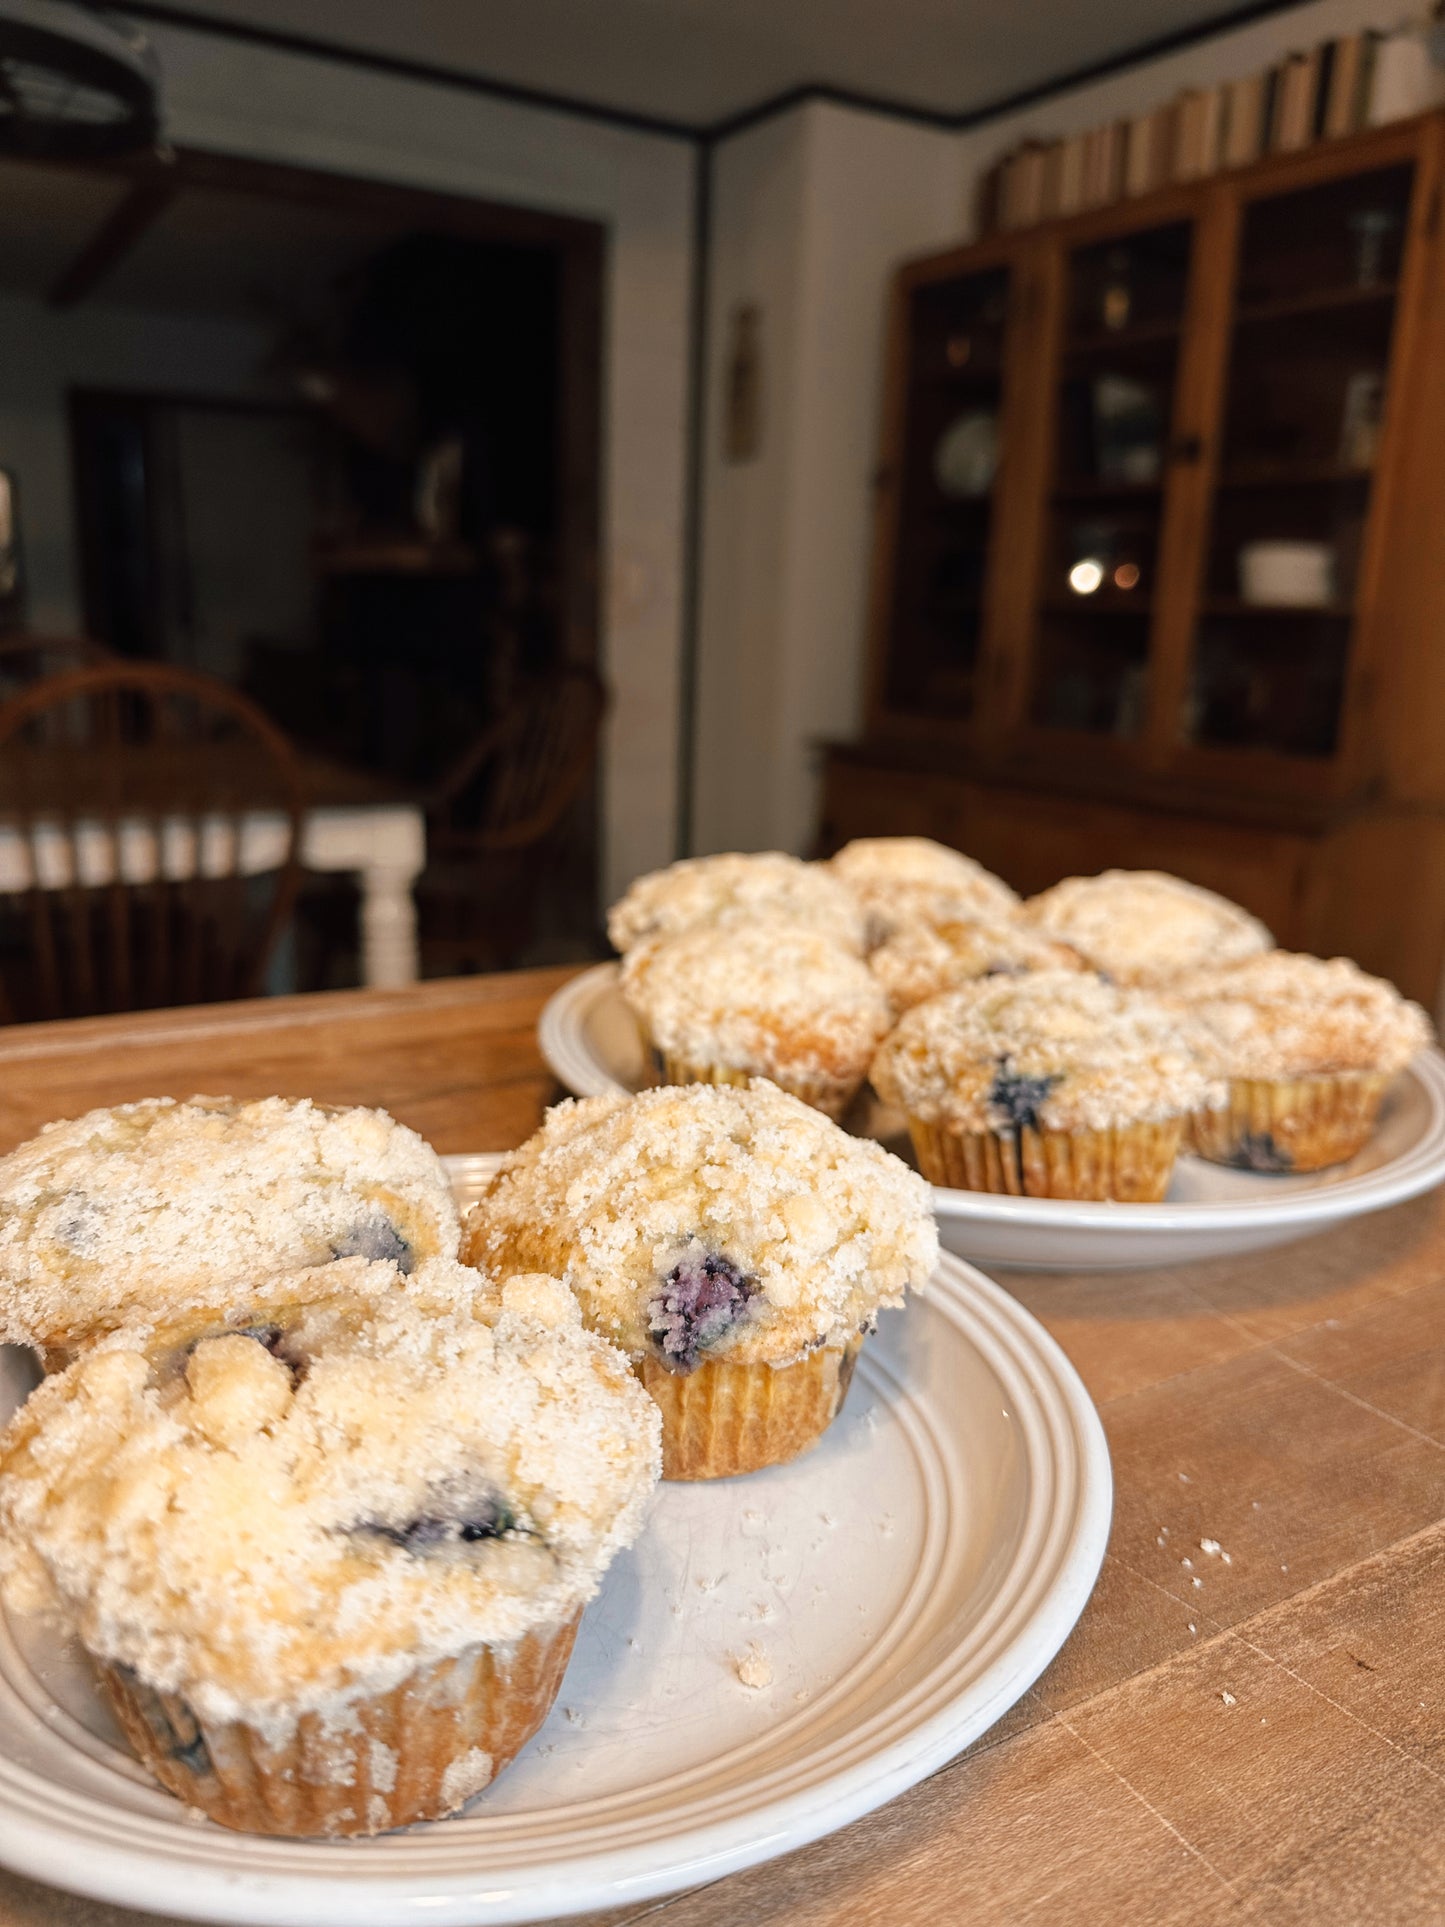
[{"left": 985, "top": 25, "right": 1445, "bottom": 232}]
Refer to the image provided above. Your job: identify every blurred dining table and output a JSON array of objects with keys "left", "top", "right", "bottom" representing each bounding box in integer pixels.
[
  {"left": 3, "top": 967, "right": 1445, "bottom": 1924},
  {"left": 0, "top": 747, "right": 425, "bottom": 989}
]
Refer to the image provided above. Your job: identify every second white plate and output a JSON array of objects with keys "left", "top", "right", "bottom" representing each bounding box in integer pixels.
[{"left": 538, "top": 963, "right": 1445, "bottom": 1271}]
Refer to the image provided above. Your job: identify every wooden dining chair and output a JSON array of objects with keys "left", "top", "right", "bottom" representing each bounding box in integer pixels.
[
  {"left": 0, "top": 633, "right": 112, "bottom": 704},
  {"left": 417, "top": 664, "right": 608, "bottom": 973},
  {"left": 0, "top": 662, "right": 306, "bottom": 1023}
]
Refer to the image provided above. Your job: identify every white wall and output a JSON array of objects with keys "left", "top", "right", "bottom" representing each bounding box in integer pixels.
[
  {"left": 0, "top": 291, "right": 278, "bottom": 634},
  {"left": 129, "top": 15, "right": 696, "bottom": 907},
  {"left": 693, "top": 99, "right": 961, "bottom": 856},
  {"left": 691, "top": 0, "right": 1422, "bottom": 859}
]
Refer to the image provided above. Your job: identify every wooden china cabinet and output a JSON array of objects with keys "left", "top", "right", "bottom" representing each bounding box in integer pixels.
[{"left": 821, "top": 112, "right": 1445, "bottom": 1006}]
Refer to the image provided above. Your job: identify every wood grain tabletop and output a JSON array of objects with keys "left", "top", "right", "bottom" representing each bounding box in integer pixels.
[{"left": 2, "top": 971, "right": 1444, "bottom": 1926}]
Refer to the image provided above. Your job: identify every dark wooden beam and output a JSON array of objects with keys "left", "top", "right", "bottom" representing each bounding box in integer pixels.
[{"left": 48, "top": 170, "right": 178, "bottom": 309}]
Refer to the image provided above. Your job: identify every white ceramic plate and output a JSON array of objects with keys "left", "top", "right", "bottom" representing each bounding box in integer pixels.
[
  {"left": 539, "top": 963, "right": 1445, "bottom": 1271},
  {"left": 0, "top": 1156, "right": 1108, "bottom": 1927}
]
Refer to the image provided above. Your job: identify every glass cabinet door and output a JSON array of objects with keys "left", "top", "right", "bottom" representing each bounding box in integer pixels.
[
  {"left": 881, "top": 266, "right": 1011, "bottom": 720},
  {"left": 1028, "top": 221, "right": 1194, "bottom": 738},
  {"left": 1182, "top": 163, "right": 1414, "bottom": 759}
]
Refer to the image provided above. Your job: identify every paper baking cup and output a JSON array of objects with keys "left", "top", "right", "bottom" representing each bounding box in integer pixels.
[
  {"left": 906, "top": 1115, "right": 1182, "bottom": 1202},
  {"left": 657, "top": 1050, "right": 861, "bottom": 1122},
  {"left": 101, "top": 1613, "right": 580, "bottom": 1838},
  {"left": 1187, "top": 1071, "right": 1392, "bottom": 1172},
  {"left": 637, "top": 1336, "right": 863, "bottom": 1480}
]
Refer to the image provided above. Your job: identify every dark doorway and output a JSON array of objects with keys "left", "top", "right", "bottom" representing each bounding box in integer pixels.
[{"left": 0, "top": 144, "right": 607, "bottom": 980}]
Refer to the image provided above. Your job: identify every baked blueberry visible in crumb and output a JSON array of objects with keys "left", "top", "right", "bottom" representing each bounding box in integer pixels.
[
  {"left": 330, "top": 1211, "right": 415, "bottom": 1274},
  {"left": 114, "top": 1665, "right": 214, "bottom": 1777},
  {"left": 233, "top": 1320, "right": 310, "bottom": 1384},
  {"left": 987, "top": 1058, "right": 1061, "bottom": 1133},
  {"left": 1228, "top": 1130, "right": 1293, "bottom": 1173},
  {"left": 353, "top": 1484, "right": 519, "bottom": 1554},
  {"left": 648, "top": 1252, "right": 757, "bottom": 1374}
]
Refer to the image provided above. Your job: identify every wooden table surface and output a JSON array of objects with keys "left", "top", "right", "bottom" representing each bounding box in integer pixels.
[{"left": 3, "top": 971, "right": 1445, "bottom": 1925}]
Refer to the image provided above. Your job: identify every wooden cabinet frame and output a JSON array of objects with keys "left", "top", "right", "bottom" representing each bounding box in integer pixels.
[{"left": 861, "top": 113, "right": 1445, "bottom": 806}]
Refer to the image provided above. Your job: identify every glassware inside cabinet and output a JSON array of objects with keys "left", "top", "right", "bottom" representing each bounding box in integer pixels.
[
  {"left": 1029, "top": 221, "right": 1193, "bottom": 738},
  {"left": 882, "top": 266, "right": 1011, "bottom": 720},
  {"left": 1183, "top": 163, "right": 1414, "bottom": 759}
]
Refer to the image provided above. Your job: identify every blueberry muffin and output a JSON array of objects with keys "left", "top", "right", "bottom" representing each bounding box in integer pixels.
[
  {"left": 462, "top": 1083, "right": 937, "bottom": 1480},
  {"left": 0, "top": 1095, "right": 460, "bottom": 1363},
  {"left": 870, "top": 970, "right": 1219, "bottom": 1200},
  {"left": 608, "top": 852, "right": 865, "bottom": 956},
  {"left": 621, "top": 917, "right": 893, "bottom": 1120},
  {"left": 1178, "top": 952, "right": 1433, "bottom": 1171},
  {"left": 1022, "top": 870, "right": 1271, "bottom": 986},
  {"left": 0, "top": 1257, "right": 660, "bottom": 1836},
  {"left": 869, "top": 914, "right": 1086, "bottom": 1014},
  {"left": 830, "top": 837, "right": 1018, "bottom": 944}
]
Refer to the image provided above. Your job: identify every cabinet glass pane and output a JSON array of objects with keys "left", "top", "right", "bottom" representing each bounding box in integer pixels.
[
  {"left": 1029, "top": 222, "right": 1192, "bottom": 737},
  {"left": 883, "top": 267, "right": 1010, "bottom": 719},
  {"left": 1184, "top": 163, "right": 1413, "bottom": 758}
]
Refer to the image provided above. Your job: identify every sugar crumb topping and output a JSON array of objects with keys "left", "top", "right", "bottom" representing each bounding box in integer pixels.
[
  {"left": 870, "top": 970, "right": 1221, "bottom": 1131},
  {"left": 621, "top": 919, "right": 891, "bottom": 1105},
  {"left": 1023, "top": 871, "right": 1271, "bottom": 984},
  {"left": 869, "top": 916, "right": 1086, "bottom": 1013},
  {"left": 1175, "top": 951, "right": 1432, "bottom": 1079},
  {"left": 607, "top": 853, "right": 864, "bottom": 956},
  {"left": 0, "top": 1257, "right": 660, "bottom": 1736},
  {"left": 0, "top": 1095, "right": 460, "bottom": 1351},
  {"left": 461, "top": 1082, "right": 937, "bottom": 1367},
  {"left": 830, "top": 839, "right": 1018, "bottom": 942}
]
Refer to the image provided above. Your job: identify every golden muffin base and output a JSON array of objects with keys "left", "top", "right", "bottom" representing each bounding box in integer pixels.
[
  {"left": 906, "top": 1115, "right": 1183, "bottom": 1202},
  {"left": 1186, "top": 1071, "right": 1392, "bottom": 1173},
  {"left": 638, "top": 1337, "right": 863, "bottom": 1480},
  {"left": 101, "top": 1613, "right": 580, "bottom": 1838},
  {"left": 655, "top": 1049, "right": 861, "bottom": 1124}
]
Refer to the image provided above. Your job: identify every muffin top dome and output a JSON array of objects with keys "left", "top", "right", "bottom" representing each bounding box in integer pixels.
[
  {"left": 621, "top": 918, "right": 892, "bottom": 1116},
  {"left": 1022, "top": 871, "right": 1271, "bottom": 985},
  {"left": 870, "top": 970, "right": 1219, "bottom": 1134},
  {"left": 462, "top": 1082, "right": 937, "bottom": 1371},
  {"left": 869, "top": 915, "right": 1085, "bottom": 1013},
  {"left": 830, "top": 838, "right": 1017, "bottom": 941},
  {"left": 0, "top": 1095, "right": 460, "bottom": 1352},
  {"left": 1177, "top": 952, "right": 1433, "bottom": 1080},
  {"left": 607, "top": 852, "right": 864, "bottom": 956},
  {"left": 0, "top": 1258, "right": 660, "bottom": 1735}
]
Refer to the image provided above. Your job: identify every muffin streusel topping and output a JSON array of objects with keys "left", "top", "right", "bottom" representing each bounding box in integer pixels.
[
  {"left": 830, "top": 838, "right": 1018, "bottom": 942},
  {"left": 608, "top": 852, "right": 864, "bottom": 956},
  {"left": 1023, "top": 871, "right": 1271, "bottom": 985},
  {"left": 621, "top": 918, "right": 892, "bottom": 1085},
  {"left": 0, "top": 1258, "right": 660, "bottom": 1735},
  {"left": 462, "top": 1082, "right": 937, "bottom": 1369},
  {"left": 870, "top": 970, "right": 1221, "bottom": 1133},
  {"left": 1177, "top": 952, "right": 1433, "bottom": 1080},
  {"left": 0, "top": 1096, "right": 461, "bottom": 1351},
  {"left": 869, "top": 915, "right": 1085, "bottom": 1013}
]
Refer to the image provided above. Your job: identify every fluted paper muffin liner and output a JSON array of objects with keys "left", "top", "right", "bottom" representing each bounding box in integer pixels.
[
  {"left": 906, "top": 1115, "right": 1182, "bottom": 1201},
  {"left": 638, "top": 1335, "right": 863, "bottom": 1480},
  {"left": 101, "top": 1612, "right": 580, "bottom": 1837},
  {"left": 1186, "top": 1071, "right": 1391, "bottom": 1173},
  {"left": 657, "top": 1048, "right": 861, "bottom": 1123}
]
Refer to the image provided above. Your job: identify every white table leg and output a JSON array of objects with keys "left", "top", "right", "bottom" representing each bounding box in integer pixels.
[{"left": 360, "top": 860, "right": 422, "bottom": 987}]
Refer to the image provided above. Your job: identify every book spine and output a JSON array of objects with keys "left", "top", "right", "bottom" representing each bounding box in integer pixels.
[
  {"left": 1324, "top": 34, "right": 1355, "bottom": 139},
  {"left": 1040, "top": 141, "right": 1064, "bottom": 221},
  {"left": 1057, "top": 132, "right": 1086, "bottom": 216},
  {"left": 1314, "top": 39, "right": 1337, "bottom": 139},
  {"left": 1261, "top": 61, "right": 1284, "bottom": 151}
]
